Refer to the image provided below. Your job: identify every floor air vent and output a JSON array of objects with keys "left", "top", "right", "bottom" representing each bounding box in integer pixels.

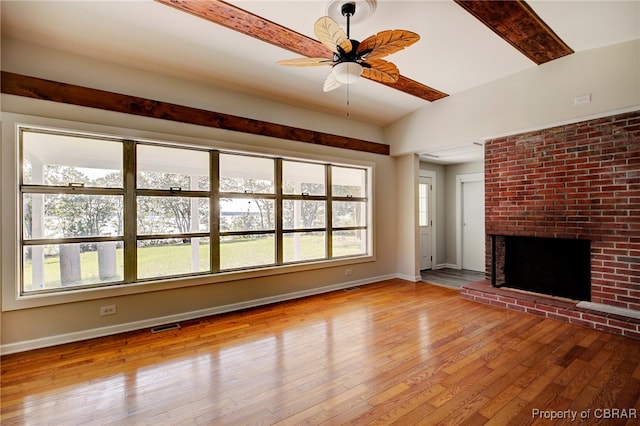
[{"left": 150, "top": 323, "right": 181, "bottom": 333}]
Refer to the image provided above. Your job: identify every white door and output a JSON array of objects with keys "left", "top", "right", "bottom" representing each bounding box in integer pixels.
[
  {"left": 462, "top": 180, "right": 485, "bottom": 271},
  {"left": 419, "top": 177, "right": 432, "bottom": 270}
]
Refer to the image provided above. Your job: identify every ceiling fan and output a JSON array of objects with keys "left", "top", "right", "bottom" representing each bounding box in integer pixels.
[{"left": 277, "top": 2, "right": 420, "bottom": 92}]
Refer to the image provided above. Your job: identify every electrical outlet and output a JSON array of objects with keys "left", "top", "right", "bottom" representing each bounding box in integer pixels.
[
  {"left": 345, "top": 268, "right": 353, "bottom": 276},
  {"left": 574, "top": 93, "right": 591, "bottom": 106},
  {"left": 100, "top": 305, "right": 117, "bottom": 316}
]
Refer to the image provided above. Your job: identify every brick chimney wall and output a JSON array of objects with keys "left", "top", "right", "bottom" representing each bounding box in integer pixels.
[{"left": 484, "top": 110, "right": 640, "bottom": 312}]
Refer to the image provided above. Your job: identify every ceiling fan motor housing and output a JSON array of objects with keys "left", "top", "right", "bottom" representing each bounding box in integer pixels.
[{"left": 335, "top": 39, "right": 363, "bottom": 62}]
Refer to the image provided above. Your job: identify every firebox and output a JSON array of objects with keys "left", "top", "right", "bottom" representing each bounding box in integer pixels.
[{"left": 491, "top": 235, "right": 591, "bottom": 301}]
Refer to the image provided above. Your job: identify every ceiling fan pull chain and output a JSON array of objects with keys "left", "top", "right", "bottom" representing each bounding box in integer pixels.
[{"left": 346, "top": 83, "right": 351, "bottom": 118}]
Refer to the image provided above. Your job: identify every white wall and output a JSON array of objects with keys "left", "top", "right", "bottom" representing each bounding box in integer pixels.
[
  {"left": 386, "top": 40, "right": 640, "bottom": 156},
  {"left": 0, "top": 39, "right": 398, "bottom": 353},
  {"left": 3, "top": 37, "right": 639, "bottom": 353},
  {"left": 395, "top": 154, "right": 419, "bottom": 281},
  {"left": 2, "top": 38, "right": 385, "bottom": 145}
]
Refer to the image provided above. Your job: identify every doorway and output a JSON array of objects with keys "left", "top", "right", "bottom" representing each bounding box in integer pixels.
[
  {"left": 419, "top": 175, "right": 433, "bottom": 270},
  {"left": 456, "top": 174, "right": 485, "bottom": 272}
]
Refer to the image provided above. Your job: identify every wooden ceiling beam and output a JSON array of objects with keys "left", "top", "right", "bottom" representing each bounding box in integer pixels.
[
  {"left": 154, "top": 0, "right": 448, "bottom": 102},
  {"left": 381, "top": 75, "right": 448, "bottom": 102},
  {"left": 158, "top": 0, "right": 332, "bottom": 59},
  {"left": 454, "top": 0, "right": 573, "bottom": 65},
  {"left": 1, "top": 72, "right": 390, "bottom": 155}
]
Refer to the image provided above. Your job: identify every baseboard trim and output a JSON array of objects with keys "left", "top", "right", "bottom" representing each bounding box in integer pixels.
[
  {"left": 396, "top": 273, "right": 421, "bottom": 282},
  {"left": 434, "top": 263, "right": 459, "bottom": 270},
  {"left": 1, "top": 274, "right": 397, "bottom": 355}
]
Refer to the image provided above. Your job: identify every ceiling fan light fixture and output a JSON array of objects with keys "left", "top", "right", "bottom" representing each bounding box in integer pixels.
[{"left": 332, "top": 61, "right": 363, "bottom": 84}]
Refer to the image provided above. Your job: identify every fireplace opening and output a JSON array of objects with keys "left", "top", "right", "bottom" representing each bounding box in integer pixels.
[{"left": 494, "top": 236, "right": 591, "bottom": 301}]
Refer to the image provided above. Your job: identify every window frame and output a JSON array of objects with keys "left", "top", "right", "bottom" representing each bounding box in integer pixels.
[
  {"left": 14, "top": 123, "right": 374, "bottom": 301},
  {"left": 20, "top": 128, "right": 127, "bottom": 293}
]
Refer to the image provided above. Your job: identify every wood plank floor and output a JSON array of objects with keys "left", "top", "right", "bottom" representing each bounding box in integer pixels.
[
  {"left": 421, "top": 268, "right": 485, "bottom": 289},
  {"left": 2, "top": 279, "right": 640, "bottom": 425}
]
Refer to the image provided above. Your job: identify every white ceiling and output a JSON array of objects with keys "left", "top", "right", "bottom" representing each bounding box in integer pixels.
[{"left": 2, "top": 1, "right": 639, "bottom": 132}]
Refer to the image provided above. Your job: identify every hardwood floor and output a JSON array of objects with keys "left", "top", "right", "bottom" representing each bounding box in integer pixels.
[{"left": 2, "top": 279, "right": 639, "bottom": 425}]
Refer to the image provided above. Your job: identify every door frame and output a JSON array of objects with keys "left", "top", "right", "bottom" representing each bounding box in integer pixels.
[
  {"left": 456, "top": 173, "right": 484, "bottom": 269},
  {"left": 419, "top": 169, "right": 437, "bottom": 270}
]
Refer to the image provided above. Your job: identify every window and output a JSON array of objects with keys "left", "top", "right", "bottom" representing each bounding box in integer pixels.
[
  {"left": 19, "top": 127, "right": 372, "bottom": 295},
  {"left": 330, "top": 166, "right": 368, "bottom": 258},
  {"left": 135, "top": 144, "right": 211, "bottom": 279},
  {"left": 21, "top": 129, "right": 124, "bottom": 292},
  {"left": 419, "top": 181, "right": 429, "bottom": 227}
]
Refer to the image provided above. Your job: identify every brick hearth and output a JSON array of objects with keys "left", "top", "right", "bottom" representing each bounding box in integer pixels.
[
  {"left": 461, "top": 109, "right": 640, "bottom": 338},
  {"left": 461, "top": 281, "right": 640, "bottom": 339}
]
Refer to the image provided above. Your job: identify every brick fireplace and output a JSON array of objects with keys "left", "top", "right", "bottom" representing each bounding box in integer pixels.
[{"left": 461, "top": 110, "right": 640, "bottom": 339}]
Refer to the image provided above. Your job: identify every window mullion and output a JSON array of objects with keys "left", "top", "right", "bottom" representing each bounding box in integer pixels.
[
  {"left": 136, "top": 189, "right": 209, "bottom": 198},
  {"left": 211, "top": 151, "right": 220, "bottom": 272},
  {"left": 275, "top": 158, "right": 283, "bottom": 265},
  {"left": 123, "top": 140, "right": 137, "bottom": 282},
  {"left": 326, "top": 164, "right": 333, "bottom": 259},
  {"left": 21, "top": 186, "right": 125, "bottom": 196},
  {"left": 218, "top": 192, "right": 277, "bottom": 200}
]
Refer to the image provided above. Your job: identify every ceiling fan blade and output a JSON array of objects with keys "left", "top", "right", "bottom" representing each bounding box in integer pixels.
[
  {"left": 278, "top": 58, "right": 333, "bottom": 67},
  {"left": 357, "top": 30, "right": 420, "bottom": 60},
  {"left": 314, "top": 16, "right": 352, "bottom": 54},
  {"left": 323, "top": 72, "right": 342, "bottom": 92},
  {"left": 361, "top": 59, "right": 400, "bottom": 83}
]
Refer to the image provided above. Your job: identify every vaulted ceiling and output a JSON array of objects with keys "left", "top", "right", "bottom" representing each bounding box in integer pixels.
[{"left": 1, "top": 1, "right": 638, "bottom": 127}]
